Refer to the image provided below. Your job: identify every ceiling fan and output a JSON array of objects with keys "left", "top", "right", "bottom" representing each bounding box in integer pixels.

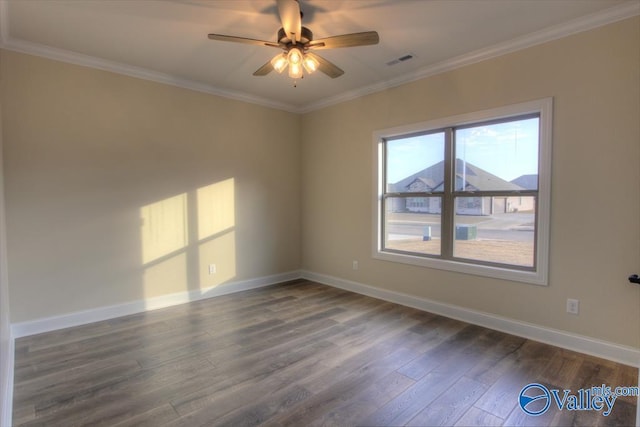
[{"left": 207, "top": 0, "right": 379, "bottom": 80}]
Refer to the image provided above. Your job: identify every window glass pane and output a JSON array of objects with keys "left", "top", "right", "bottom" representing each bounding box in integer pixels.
[
  {"left": 386, "top": 132, "right": 445, "bottom": 193},
  {"left": 453, "top": 196, "right": 536, "bottom": 267},
  {"left": 455, "top": 117, "right": 539, "bottom": 191},
  {"left": 384, "top": 197, "right": 441, "bottom": 256}
]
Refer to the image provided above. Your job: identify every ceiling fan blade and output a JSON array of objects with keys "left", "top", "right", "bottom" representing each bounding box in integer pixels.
[
  {"left": 277, "top": 0, "right": 302, "bottom": 43},
  {"left": 208, "top": 33, "right": 281, "bottom": 48},
  {"left": 306, "top": 52, "right": 344, "bottom": 79},
  {"left": 253, "top": 60, "right": 274, "bottom": 76},
  {"left": 308, "top": 31, "right": 379, "bottom": 49}
]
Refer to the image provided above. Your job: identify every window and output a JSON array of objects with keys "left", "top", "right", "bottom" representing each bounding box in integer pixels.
[{"left": 373, "top": 99, "right": 552, "bottom": 285}]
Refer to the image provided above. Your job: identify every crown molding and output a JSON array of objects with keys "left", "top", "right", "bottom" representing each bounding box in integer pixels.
[
  {"left": 299, "top": 1, "right": 640, "bottom": 113},
  {"left": 0, "top": 1, "right": 638, "bottom": 114},
  {"left": 0, "top": 38, "right": 300, "bottom": 113},
  {"left": 0, "top": 0, "right": 298, "bottom": 113}
]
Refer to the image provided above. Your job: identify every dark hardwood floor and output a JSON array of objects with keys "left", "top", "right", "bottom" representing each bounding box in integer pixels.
[{"left": 12, "top": 279, "right": 638, "bottom": 426}]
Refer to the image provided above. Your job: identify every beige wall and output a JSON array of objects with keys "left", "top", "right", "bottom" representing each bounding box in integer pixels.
[
  {"left": 301, "top": 17, "right": 640, "bottom": 348},
  {"left": 0, "top": 48, "right": 14, "bottom": 425},
  {"left": 1, "top": 50, "right": 301, "bottom": 323},
  {"left": 1, "top": 17, "right": 639, "bottom": 350}
]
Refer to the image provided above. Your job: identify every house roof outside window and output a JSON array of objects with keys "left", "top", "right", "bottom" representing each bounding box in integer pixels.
[{"left": 391, "top": 159, "right": 529, "bottom": 193}]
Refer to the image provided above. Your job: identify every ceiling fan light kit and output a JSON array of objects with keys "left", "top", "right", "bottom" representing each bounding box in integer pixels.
[
  {"left": 207, "top": 0, "right": 379, "bottom": 83},
  {"left": 269, "top": 46, "right": 320, "bottom": 78},
  {"left": 286, "top": 47, "right": 304, "bottom": 78},
  {"left": 303, "top": 54, "right": 319, "bottom": 74},
  {"left": 271, "top": 53, "right": 288, "bottom": 73}
]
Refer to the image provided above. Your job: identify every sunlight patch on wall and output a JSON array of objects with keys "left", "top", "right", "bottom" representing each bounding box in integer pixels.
[
  {"left": 197, "top": 178, "right": 235, "bottom": 240},
  {"left": 139, "top": 179, "right": 238, "bottom": 300},
  {"left": 140, "top": 193, "right": 188, "bottom": 264},
  {"left": 143, "top": 252, "right": 187, "bottom": 298},
  {"left": 198, "top": 231, "right": 237, "bottom": 288}
]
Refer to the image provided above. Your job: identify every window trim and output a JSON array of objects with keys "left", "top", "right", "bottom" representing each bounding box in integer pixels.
[{"left": 372, "top": 98, "right": 553, "bottom": 286}]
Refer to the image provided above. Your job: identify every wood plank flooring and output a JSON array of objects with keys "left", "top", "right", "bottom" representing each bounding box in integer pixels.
[{"left": 12, "top": 279, "right": 638, "bottom": 426}]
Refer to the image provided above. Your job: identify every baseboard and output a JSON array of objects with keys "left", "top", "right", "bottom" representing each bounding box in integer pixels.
[
  {"left": 0, "top": 332, "right": 14, "bottom": 427},
  {"left": 301, "top": 270, "right": 640, "bottom": 368},
  {"left": 10, "top": 269, "right": 640, "bottom": 368},
  {"left": 11, "top": 270, "right": 301, "bottom": 338}
]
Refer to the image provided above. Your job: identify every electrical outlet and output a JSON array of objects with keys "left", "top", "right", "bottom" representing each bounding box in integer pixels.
[
  {"left": 208, "top": 264, "right": 216, "bottom": 275},
  {"left": 352, "top": 260, "right": 359, "bottom": 270},
  {"left": 566, "top": 298, "right": 579, "bottom": 315}
]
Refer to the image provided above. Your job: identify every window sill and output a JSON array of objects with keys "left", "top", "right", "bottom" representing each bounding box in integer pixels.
[{"left": 373, "top": 249, "right": 548, "bottom": 286}]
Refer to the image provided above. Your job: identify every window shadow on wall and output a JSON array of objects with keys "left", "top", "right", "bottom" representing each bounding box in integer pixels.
[{"left": 139, "top": 178, "right": 237, "bottom": 307}]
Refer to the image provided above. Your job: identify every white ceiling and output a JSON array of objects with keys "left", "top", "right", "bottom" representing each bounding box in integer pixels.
[{"left": 1, "top": 0, "right": 638, "bottom": 112}]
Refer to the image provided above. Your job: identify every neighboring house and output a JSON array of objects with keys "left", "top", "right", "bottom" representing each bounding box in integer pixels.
[
  {"left": 390, "top": 159, "right": 536, "bottom": 215},
  {"left": 510, "top": 174, "right": 538, "bottom": 190}
]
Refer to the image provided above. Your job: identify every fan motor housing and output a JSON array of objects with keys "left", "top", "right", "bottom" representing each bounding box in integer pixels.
[{"left": 278, "top": 26, "right": 313, "bottom": 46}]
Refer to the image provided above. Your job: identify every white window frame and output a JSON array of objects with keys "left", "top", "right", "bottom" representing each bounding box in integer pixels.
[{"left": 372, "top": 98, "right": 552, "bottom": 286}]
